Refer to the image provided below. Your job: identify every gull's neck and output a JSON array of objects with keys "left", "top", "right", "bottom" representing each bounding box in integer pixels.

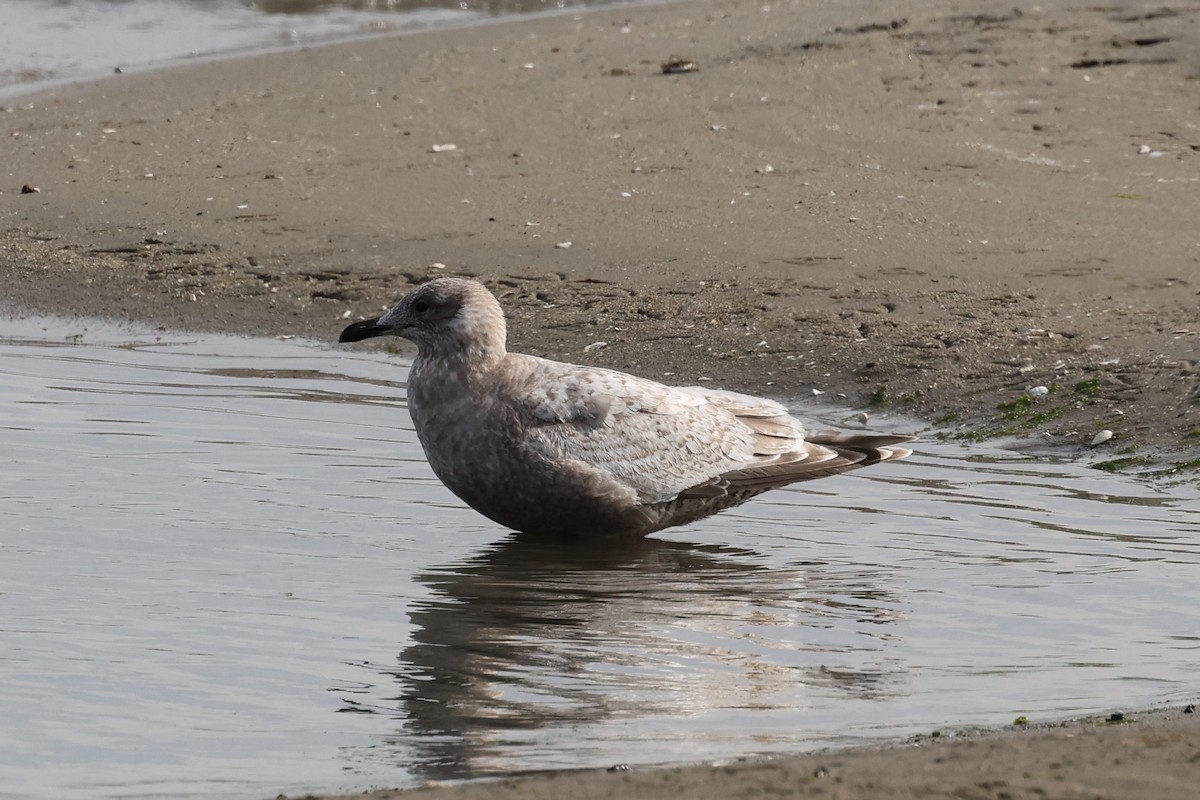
[{"left": 408, "top": 338, "right": 507, "bottom": 402}]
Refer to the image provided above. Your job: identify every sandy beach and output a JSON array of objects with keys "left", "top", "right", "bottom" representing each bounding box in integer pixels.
[
  {"left": 5, "top": 0, "right": 1199, "bottom": 471},
  {"left": 2, "top": 0, "right": 1198, "bottom": 796}
]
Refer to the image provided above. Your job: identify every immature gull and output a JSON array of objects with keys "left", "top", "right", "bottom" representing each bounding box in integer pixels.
[{"left": 340, "top": 278, "right": 913, "bottom": 536}]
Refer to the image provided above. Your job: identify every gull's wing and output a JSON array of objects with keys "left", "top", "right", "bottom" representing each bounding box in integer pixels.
[
  {"left": 709, "top": 430, "right": 914, "bottom": 494},
  {"left": 510, "top": 357, "right": 883, "bottom": 504}
]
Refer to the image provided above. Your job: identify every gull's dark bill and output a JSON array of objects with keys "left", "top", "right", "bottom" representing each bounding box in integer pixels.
[{"left": 338, "top": 317, "right": 389, "bottom": 343}]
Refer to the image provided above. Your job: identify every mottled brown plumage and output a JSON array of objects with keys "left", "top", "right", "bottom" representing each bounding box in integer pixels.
[{"left": 340, "top": 278, "right": 912, "bottom": 536}]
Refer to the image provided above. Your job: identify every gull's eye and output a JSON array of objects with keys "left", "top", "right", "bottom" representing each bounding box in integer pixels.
[{"left": 413, "top": 300, "right": 430, "bottom": 313}]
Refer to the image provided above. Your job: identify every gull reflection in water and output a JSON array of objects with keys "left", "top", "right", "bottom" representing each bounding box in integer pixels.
[{"left": 350, "top": 533, "right": 906, "bottom": 780}]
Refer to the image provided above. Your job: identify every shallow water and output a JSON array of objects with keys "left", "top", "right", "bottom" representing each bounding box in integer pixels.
[
  {"left": 0, "top": 314, "right": 1196, "bottom": 800},
  {"left": 0, "top": 0, "right": 637, "bottom": 100}
]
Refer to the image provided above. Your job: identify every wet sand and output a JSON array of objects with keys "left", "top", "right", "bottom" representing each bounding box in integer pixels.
[
  {"left": 317, "top": 708, "right": 1200, "bottom": 800},
  {"left": 2, "top": 0, "right": 1198, "bottom": 796}
]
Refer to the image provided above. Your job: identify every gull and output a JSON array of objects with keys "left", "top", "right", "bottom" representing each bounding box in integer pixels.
[{"left": 340, "top": 278, "right": 912, "bottom": 536}]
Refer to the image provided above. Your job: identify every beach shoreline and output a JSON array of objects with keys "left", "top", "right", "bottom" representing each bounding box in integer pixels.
[
  {"left": 2, "top": 0, "right": 1198, "bottom": 796},
  {"left": 4, "top": 0, "right": 1199, "bottom": 474},
  {"left": 307, "top": 705, "right": 1199, "bottom": 800}
]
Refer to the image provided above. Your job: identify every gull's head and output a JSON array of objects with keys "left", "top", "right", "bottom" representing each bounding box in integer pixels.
[{"left": 339, "top": 277, "right": 507, "bottom": 361}]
